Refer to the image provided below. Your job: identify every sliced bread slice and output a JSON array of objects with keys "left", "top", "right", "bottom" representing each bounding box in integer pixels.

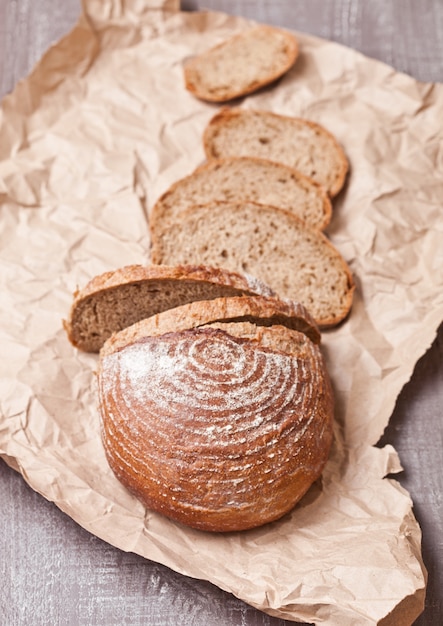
[
  {"left": 203, "top": 107, "right": 348, "bottom": 197},
  {"left": 64, "top": 263, "right": 309, "bottom": 353},
  {"left": 101, "top": 294, "right": 321, "bottom": 356},
  {"left": 184, "top": 25, "right": 298, "bottom": 102},
  {"left": 150, "top": 201, "right": 354, "bottom": 328},
  {"left": 150, "top": 156, "right": 332, "bottom": 234}
]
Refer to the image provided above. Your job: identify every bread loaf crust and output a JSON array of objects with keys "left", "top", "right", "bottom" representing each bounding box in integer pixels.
[
  {"left": 184, "top": 25, "right": 299, "bottom": 102},
  {"left": 203, "top": 107, "right": 349, "bottom": 197},
  {"left": 98, "top": 320, "right": 333, "bottom": 532}
]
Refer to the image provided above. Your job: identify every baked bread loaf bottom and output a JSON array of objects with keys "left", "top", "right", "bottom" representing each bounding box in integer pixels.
[
  {"left": 184, "top": 25, "right": 298, "bottom": 102},
  {"left": 203, "top": 107, "right": 349, "bottom": 197},
  {"left": 150, "top": 156, "right": 332, "bottom": 234},
  {"left": 98, "top": 296, "right": 334, "bottom": 532},
  {"left": 150, "top": 201, "right": 354, "bottom": 328},
  {"left": 64, "top": 264, "right": 278, "bottom": 353}
]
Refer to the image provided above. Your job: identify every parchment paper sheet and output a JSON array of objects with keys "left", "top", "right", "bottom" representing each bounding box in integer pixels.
[{"left": 1, "top": 1, "right": 443, "bottom": 623}]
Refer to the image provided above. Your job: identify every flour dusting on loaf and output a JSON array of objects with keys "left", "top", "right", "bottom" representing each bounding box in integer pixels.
[
  {"left": 104, "top": 331, "right": 306, "bottom": 419},
  {"left": 98, "top": 323, "right": 333, "bottom": 532}
]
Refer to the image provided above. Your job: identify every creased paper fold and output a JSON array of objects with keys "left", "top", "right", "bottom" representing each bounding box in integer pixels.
[{"left": 1, "top": 0, "right": 442, "bottom": 624}]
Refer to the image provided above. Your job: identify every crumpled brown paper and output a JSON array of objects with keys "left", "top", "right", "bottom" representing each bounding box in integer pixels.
[{"left": 1, "top": 0, "right": 442, "bottom": 623}]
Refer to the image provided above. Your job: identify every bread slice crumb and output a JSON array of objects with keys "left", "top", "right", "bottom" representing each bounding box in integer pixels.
[
  {"left": 151, "top": 201, "right": 354, "bottom": 327},
  {"left": 203, "top": 107, "right": 349, "bottom": 197},
  {"left": 150, "top": 156, "right": 332, "bottom": 234},
  {"left": 184, "top": 25, "right": 298, "bottom": 102}
]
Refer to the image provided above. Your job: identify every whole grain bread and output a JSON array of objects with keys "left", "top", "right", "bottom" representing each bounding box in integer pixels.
[
  {"left": 184, "top": 25, "right": 298, "bottom": 102},
  {"left": 64, "top": 264, "right": 286, "bottom": 353},
  {"left": 150, "top": 156, "right": 332, "bottom": 234},
  {"left": 100, "top": 294, "right": 321, "bottom": 355},
  {"left": 150, "top": 201, "right": 354, "bottom": 328},
  {"left": 98, "top": 297, "right": 333, "bottom": 532},
  {"left": 203, "top": 107, "right": 349, "bottom": 197}
]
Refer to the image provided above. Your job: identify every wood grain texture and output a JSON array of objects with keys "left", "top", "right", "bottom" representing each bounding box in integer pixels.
[{"left": 1, "top": 1, "right": 442, "bottom": 624}]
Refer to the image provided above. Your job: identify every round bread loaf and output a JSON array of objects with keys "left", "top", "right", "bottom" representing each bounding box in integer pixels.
[{"left": 98, "top": 297, "right": 334, "bottom": 532}]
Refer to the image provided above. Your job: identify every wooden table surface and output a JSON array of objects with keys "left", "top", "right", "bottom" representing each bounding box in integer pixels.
[{"left": 1, "top": 1, "right": 442, "bottom": 624}]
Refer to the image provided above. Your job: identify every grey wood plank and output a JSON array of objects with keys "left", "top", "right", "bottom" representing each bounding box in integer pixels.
[
  {"left": 0, "top": 0, "right": 82, "bottom": 97},
  {"left": 184, "top": 0, "right": 443, "bottom": 81},
  {"left": 1, "top": 1, "right": 442, "bottom": 625}
]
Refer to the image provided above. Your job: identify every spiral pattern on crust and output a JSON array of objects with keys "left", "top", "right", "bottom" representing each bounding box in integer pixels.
[{"left": 98, "top": 327, "right": 333, "bottom": 531}]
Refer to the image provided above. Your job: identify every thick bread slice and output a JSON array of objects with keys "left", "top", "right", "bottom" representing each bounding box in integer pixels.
[
  {"left": 100, "top": 294, "right": 321, "bottom": 356},
  {"left": 203, "top": 108, "right": 348, "bottom": 197},
  {"left": 150, "top": 157, "right": 332, "bottom": 233},
  {"left": 64, "top": 264, "right": 280, "bottom": 353},
  {"left": 150, "top": 201, "right": 354, "bottom": 328},
  {"left": 184, "top": 25, "right": 298, "bottom": 102},
  {"left": 98, "top": 316, "right": 333, "bottom": 532}
]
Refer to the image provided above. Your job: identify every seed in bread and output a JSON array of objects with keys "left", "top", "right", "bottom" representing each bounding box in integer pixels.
[
  {"left": 98, "top": 297, "right": 333, "bottom": 532},
  {"left": 150, "top": 201, "right": 354, "bottom": 328},
  {"left": 64, "top": 264, "right": 281, "bottom": 353},
  {"left": 150, "top": 157, "right": 332, "bottom": 234},
  {"left": 184, "top": 25, "right": 299, "bottom": 102},
  {"left": 203, "top": 108, "right": 349, "bottom": 197}
]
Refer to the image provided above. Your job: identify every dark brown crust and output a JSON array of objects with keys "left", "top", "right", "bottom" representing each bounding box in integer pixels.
[
  {"left": 150, "top": 156, "right": 332, "bottom": 234},
  {"left": 183, "top": 25, "right": 299, "bottom": 103},
  {"left": 202, "top": 107, "right": 349, "bottom": 197},
  {"left": 98, "top": 324, "right": 334, "bottom": 532}
]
